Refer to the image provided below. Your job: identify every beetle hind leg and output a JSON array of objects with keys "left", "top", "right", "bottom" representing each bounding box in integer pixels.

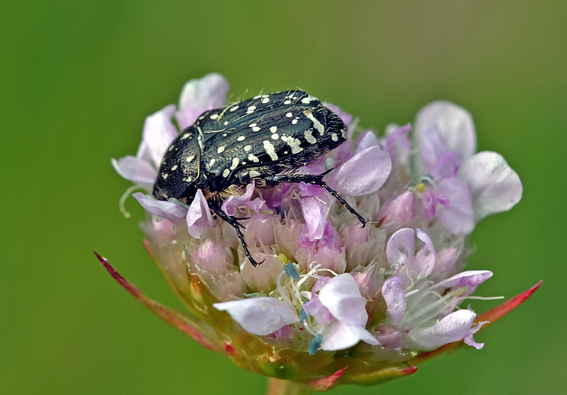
[
  {"left": 263, "top": 172, "right": 367, "bottom": 227},
  {"left": 208, "top": 202, "right": 264, "bottom": 267}
]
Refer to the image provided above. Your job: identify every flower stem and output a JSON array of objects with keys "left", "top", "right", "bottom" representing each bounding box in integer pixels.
[{"left": 266, "top": 378, "right": 312, "bottom": 395}]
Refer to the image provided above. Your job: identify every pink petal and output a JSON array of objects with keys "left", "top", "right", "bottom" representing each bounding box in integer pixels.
[
  {"left": 303, "top": 296, "right": 333, "bottom": 324},
  {"left": 300, "top": 196, "right": 328, "bottom": 241},
  {"left": 382, "top": 277, "right": 406, "bottom": 323},
  {"left": 111, "top": 156, "right": 156, "bottom": 185},
  {"left": 432, "top": 270, "right": 493, "bottom": 296},
  {"left": 409, "top": 309, "right": 477, "bottom": 350},
  {"left": 379, "top": 190, "right": 415, "bottom": 232},
  {"left": 437, "top": 177, "right": 475, "bottom": 235},
  {"left": 133, "top": 192, "right": 186, "bottom": 225},
  {"left": 331, "top": 146, "right": 392, "bottom": 196},
  {"left": 176, "top": 73, "right": 230, "bottom": 129},
  {"left": 355, "top": 131, "right": 379, "bottom": 153},
  {"left": 381, "top": 123, "right": 412, "bottom": 166},
  {"left": 464, "top": 321, "right": 488, "bottom": 350},
  {"left": 321, "top": 321, "right": 379, "bottom": 351},
  {"left": 213, "top": 297, "right": 299, "bottom": 336},
  {"left": 457, "top": 151, "right": 523, "bottom": 221},
  {"left": 318, "top": 274, "right": 368, "bottom": 326},
  {"left": 186, "top": 189, "right": 214, "bottom": 238},
  {"left": 386, "top": 228, "right": 416, "bottom": 270},
  {"left": 221, "top": 181, "right": 265, "bottom": 216},
  {"left": 415, "top": 101, "right": 477, "bottom": 165},
  {"left": 141, "top": 105, "right": 178, "bottom": 168},
  {"left": 415, "top": 229, "right": 436, "bottom": 279}
]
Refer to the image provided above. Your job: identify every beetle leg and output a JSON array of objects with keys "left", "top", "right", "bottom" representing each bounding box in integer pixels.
[
  {"left": 263, "top": 172, "right": 367, "bottom": 227},
  {"left": 208, "top": 202, "right": 264, "bottom": 267}
]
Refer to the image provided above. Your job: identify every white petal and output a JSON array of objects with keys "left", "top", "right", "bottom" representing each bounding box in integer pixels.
[
  {"left": 133, "top": 193, "right": 186, "bottom": 225},
  {"left": 382, "top": 277, "right": 406, "bottom": 323},
  {"left": 141, "top": 105, "right": 178, "bottom": 168},
  {"left": 213, "top": 297, "right": 299, "bottom": 336},
  {"left": 386, "top": 228, "right": 415, "bottom": 270},
  {"left": 318, "top": 274, "right": 368, "bottom": 326},
  {"left": 415, "top": 101, "right": 476, "bottom": 163},
  {"left": 409, "top": 309, "right": 477, "bottom": 350},
  {"left": 321, "top": 321, "right": 379, "bottom": 351},
  {"left": 438, "top": 177, "right": 475, "bottom": 235},
  {"left": 457, "top": 151, "right": 523, "bottom": 221},
  {"left": 111, "top": 156, "right": 156, "bottom": 185},
  {"left": 186, "top": 189, "right": 214, "bottom": 238}
]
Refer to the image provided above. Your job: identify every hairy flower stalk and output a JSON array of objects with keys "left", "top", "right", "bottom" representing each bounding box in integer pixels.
[{"left": 105, "top": 73, "right": 539, "bottom": 392}]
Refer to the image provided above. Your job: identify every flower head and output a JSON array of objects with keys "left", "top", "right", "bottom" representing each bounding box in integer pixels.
[{"left": 104, "top": 74, "right": 537, "bottom": 390}]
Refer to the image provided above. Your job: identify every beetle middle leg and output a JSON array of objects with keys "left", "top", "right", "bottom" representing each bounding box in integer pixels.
[
  {"left": 208, "top": 202, "right": 264, "bottom": 267},
  {"left": 263, "top": 172, "right": 367, "bottom": 227}
]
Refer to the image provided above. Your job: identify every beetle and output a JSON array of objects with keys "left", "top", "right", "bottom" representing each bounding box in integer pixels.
[{"left": 153, "top": 90, "right": 366, "bottom": 266}]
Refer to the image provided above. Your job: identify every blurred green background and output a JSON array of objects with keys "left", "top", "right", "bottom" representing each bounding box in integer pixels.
[{"left": 2, "top": 1, "right": 565, "bottom": 394}]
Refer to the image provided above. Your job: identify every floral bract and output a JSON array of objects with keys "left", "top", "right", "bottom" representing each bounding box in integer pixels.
[{"left": 107, "top": 73, "right": 533, "bottom": 389}]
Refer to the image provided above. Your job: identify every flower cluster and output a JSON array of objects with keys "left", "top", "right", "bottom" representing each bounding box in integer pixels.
[{"left": 111, "top": 73, "right": 524, "bottom": 387}]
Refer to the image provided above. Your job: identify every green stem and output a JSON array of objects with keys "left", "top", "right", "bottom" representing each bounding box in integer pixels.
[{"left": 266, "top": 378, "right": 312, "bottom": 395}]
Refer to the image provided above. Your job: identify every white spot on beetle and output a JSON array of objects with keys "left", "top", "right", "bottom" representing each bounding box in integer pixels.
[
  {"left": 223, "top": 133, "right": 228, "bottom": 137},
  {"left": 184, "top": 176, "right": 192, "bottom": 182},
  {"left": 271, "top": 133, "right": 279, "bottom": 140},
  {"left": 285, "top": 136, "right": 303, "bottom": 154},
  {"left": 292, "top": 119, "right": 298, "bottom": 125},
  {"left": 247, "top": 105, "right": 256, "bottom": 114},
  {"left": 262, "top": 97, "right": 269, "bottom": 103},
  {"left": 181, "top": 133, "right": 191, "bottom": 140},
  {"left": 241, "top": 161, "right": 246, "bottom": 165},
  {"left": 244, "top": 145, "right": 252, "bottom": 152},
  {"left": 217, "top": 146, "right": 225, "bottom": 153},
  {"left": 168, "top": 145, "right": 175, "bottom": 151},
  {"left": 224, "top": 121, "right": 229, "bottom": 125},
  {"left": 252, "top": 126, "right": 261, "bottom": 132},
  {"left": 186, "top": 155, "right": 195, "bottom": 163},
  {"left": 263, "top": 140, "right": 278, "bottom": 160},
  {"left": 304, "top": 129, "right": 317, "bottom": 144},
  {"left": 230, "top": 157, "right": 240, "bottom": 170},
  {"left": 209, "top": 158, "right": 216, "bottom": 167},
  {"left": 248, "top": 153, "right": 260, "bottom": 163},
  {"left": 304, "top": 110, "right": 325, "bottom": 135},
  {"left": 341, "top": 128, "right": 346, "bottom": 138},
  {"left": 171, "top": 165, "right": 178, "bottom": 171},
  {"left": 237, "top": 136, "right": 246, "bottom": 141},
  {"left": 301, "top": 95, "right": 318, "bottom": 104},
  {"left": 249, "top": 170, "right": 261, "bottom": 178},
  {"left": 249, "top": 123, "right": 257, "bottom": 127},
  {"left": 283, "top": 150, "right": 289, "bottom": 155},
  {"left": 270, "top": 126, "right": 277, "bottom": 133},
  {"left": 284, "top": 100, "right": 291, "bottom": 105},
  {"left": 331, "top": 133, "right": 338, "bottom": 142},
  {"left": 223, "top": 169, "right": 230, "bottom": 178},
  {"left": 230, "top": 106, "right": 239, "bottom": 112},
  {"left": 161, "top": 173, "right": 168, "bottom": 179},
  {"left": 210, "top": 113, "right": 219, "bottom": 120},
  {"left": 286, "top": 112, "right": 292, "bottom": 117}
]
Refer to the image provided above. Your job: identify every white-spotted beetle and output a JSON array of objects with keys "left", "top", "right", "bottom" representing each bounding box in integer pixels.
[{"left": 153, "top": 90, "right": 366, "bottom": 266}]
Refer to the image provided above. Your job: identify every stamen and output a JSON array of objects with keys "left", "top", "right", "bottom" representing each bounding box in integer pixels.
[
  {"left": 284, "top": 263, "right": 301, "bottom": 281},
  {"left": 119, "top": 185, "right": 142, "bottom": 218},
  {"left": 308, "top": 334, "right": 323, "bottom": 355}
]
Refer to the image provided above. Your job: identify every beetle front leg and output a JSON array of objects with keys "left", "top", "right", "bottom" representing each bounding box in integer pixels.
[
  {"left": 263, "top": 172, "right": 367, "bottom": 227},
  {"left": 208, "top": 202, "right": 264, "bottom": 267}
]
